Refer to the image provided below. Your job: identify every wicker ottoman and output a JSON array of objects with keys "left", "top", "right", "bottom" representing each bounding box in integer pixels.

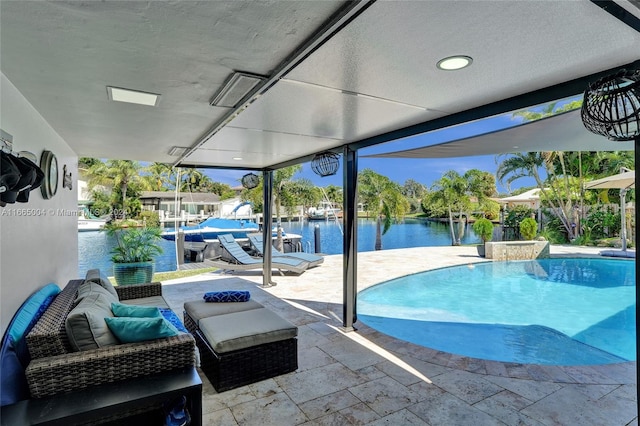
[{"left": 184, "top": 303, "right": 298, "bottom": 392}]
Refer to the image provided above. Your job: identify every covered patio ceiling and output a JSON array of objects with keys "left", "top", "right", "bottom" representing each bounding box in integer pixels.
[{"left": 1, "top": 1, "right": 640, "bottom": 170}]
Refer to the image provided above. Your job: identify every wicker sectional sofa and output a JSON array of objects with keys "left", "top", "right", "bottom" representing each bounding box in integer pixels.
[{"left": 24, "top": 276, "right": 197, "bottom": 398}]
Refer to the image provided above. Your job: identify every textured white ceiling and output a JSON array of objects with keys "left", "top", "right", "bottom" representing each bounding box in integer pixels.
[{"left": 1, "top": 1, "right": 639, "bottom": 170}]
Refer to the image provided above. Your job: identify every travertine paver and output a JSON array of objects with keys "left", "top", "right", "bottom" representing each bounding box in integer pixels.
[
  {"left": 520, "top": 384, "right": 637, "bottom": 426},
  {"left": 407, "top": 391, "right": 504, "bottom": 425},
  {"left": 276, "top": 362, "right": 366, "bottom": 404},
  {"left": 367, "top": 409, "right": 429, "bottom": 425},
  {"left": 230, "top": 392, "right": 307, "bottom": 426},
  {"left": 339, "top": 401, "right": 382, "bottom": 424},
  {"left": 161, "top": 245, "right": 637, "bottom": 425},
  {"left": 349, "top": 376, "right": 422, "bottom": 416},
  {"left": 431, "top": 369, "right": 504, "bottom": 404},
  {"left": 472, "top": 390, "right": 542, "bottom": 426},
  {"left": 298, "top": 389, "right": 361, "bottom": 420}
]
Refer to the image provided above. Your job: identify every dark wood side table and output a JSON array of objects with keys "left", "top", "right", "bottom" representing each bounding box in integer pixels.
[{"left": 1, "top": 367, "right": 202, "bottom": 425}]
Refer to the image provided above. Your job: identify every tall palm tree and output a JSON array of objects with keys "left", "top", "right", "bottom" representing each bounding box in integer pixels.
[
  {"left": 143, "top": 162, "right": 175, "bottom": 191},
  {"left": 273, "top": 165, "right": 302, "bottom": 223},
  {"left": 85, "top": 160, "right": 144, "bottom": 220},
  {"left": 358, "top": 169, "right": 409, "bottom": 250},
  {"left": 496, "top": 152, "right": 579, "bottom": 239},
  {"left": 287, "top": 178, "right": 319, "bottom": 216},
  {"left": 429, "top": 169, "right": 497, "bottom": 245},
  {"left": 324, "top": 185, "right": 343, "bottom": 204},
  {"left": 429, "top": 171, "right": 466, "bottom": 245},
  {"left": 179, "top": 168, "right": 213, "bottom": 192},
  {"left": 499, "top": 100, "right": 587, "bottom": 239}
]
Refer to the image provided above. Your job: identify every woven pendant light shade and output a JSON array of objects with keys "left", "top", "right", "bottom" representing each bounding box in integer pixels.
[
  {"left": 241, "top": 172, "right": 260, "bottom": 189},
  {"left": 311, "top": 152, "right": 340, "bottom": 177},
  {"left": 581, "top": 69, "right": 640, "bottom": 141}
]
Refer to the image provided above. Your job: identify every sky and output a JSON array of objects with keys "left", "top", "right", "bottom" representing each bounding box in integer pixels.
[{"left": 203, "top": 110, "right": 539, "bottom": 195}]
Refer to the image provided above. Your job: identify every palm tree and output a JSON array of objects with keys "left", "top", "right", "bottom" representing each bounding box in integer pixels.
[
  {"left": 273, "top": 165, "right": 302, "bottom": 223},
  {"left": 179, "top": 168, "right": 213, "bottom": 192},
  {"left": 496, "top": 151, "right": 580, "bottom": 240},
  {"left": 358, "top": 169, "right": 409, "bottom": 250},
  {"left": 428, "top": 169, "right": 497, "bottom": 245},
  {"left": 324, "top": 185, "right": 343, "bottom": 204},
  {"left": 498, "top": 100, "right": 588, "bottom": 240},
  {"left": 143, "top": 162, "right": 175, "bottom": 191},
  {"left": 287, "top": 178, "right": 319, "bottom": 216},
  {"left": 84, "top": 160, "right": 144, "bottom": 220}
]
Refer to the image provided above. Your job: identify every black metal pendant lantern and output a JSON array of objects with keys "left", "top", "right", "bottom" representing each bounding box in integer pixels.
[
  {"left": 311, "top": 152, "right": 340, "bottom": 177},
  {"left": 581, "top": 69, "right": 640, "bottom": 141},
  {"left": 241, "top": 172, "right": 260, "bottom": 189}
]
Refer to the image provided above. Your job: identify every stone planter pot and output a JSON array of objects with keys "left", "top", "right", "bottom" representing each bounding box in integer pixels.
[{"left": 113, "top": 261, "right": 154, "bottom": 286}]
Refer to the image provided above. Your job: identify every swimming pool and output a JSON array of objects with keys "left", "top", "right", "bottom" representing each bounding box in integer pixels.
[{"left": 358, "top": 258, "right": 636, "bottom": 365}]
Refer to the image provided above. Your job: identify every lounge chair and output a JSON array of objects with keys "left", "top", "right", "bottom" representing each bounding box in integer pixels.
[
  {"left": 247, "top": 233, "right": 324, "bottom": 268},
  {"left": 211, "top": 234, "right": 309, "bottom": 275}
]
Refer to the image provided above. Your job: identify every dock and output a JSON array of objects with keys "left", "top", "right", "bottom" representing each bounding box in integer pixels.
[{"left": 177, "top": 259, "right": 220, "bottom": 271}]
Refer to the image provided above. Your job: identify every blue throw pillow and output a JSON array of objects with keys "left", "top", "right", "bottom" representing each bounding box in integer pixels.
[
  {"left": 111, "top": 302, "right": 161, "bottom": 318},
  {"left": 203, "top": 291, "right": 251, "bottom": 303},
  {"left": 0, "top": 337, "right": 29, "bottom": 406},
  {"left": 159, "top": 308, "right": 188, "bottom": 333},
  {"left": 104, "top": 317, "right": 180, "bottom": 343}
]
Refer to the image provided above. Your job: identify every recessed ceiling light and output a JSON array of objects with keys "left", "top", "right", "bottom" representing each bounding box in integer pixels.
[
  {"left": 233, "top": 157, "right": 243, "bottom": 161},
  {"left": 107, "top": 86, "right": 160, "bottom": 106},
  {"left": 436, "top": 56, "right": 473, "bottom": 71}
]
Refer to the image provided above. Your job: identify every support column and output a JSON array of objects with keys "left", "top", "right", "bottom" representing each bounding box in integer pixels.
[
  {"left": 262, "top": 171, "right": 275, "bottom": 287},
  {"left": 342, "top": 147, "right": 358, "bottom": 331},
  {"left": 635, "top": 139, "right": 639, "bottom": 400}
]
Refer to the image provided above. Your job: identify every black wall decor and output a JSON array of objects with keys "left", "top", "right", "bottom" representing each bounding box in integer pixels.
[
  {"left": 63, "top": 164, "right": 73, "bottom": 190},
  {"left": 40, "top": 150, "right": 58, "bottom": 199}
]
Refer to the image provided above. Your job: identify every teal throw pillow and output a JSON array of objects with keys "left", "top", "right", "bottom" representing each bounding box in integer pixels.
[
  {"left": 111, "top": 302, "right": 161, "bottom": 318},
  {"left": 104, "top": 317, "right": 180, "bottom": 343}
]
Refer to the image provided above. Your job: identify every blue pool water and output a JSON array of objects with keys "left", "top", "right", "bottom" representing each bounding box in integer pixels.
[
  {"left": 78, "top": 218, "right": 480, "bottom": 276},
  {"left": 358, "top": 258, "right": 636, "bottom": 365}
]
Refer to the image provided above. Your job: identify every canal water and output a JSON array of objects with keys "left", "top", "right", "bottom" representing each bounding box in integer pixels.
[{"left": 78, "top": 218, "right": 480, "bottom": 277}]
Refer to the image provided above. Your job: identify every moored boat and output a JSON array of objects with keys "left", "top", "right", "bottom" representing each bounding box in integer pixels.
[
  {"left": 307, "top": 202, "right": 341, "bottom": 221},
  {"left": 161, "top": 217, "right": 260, "bottom": 242},
  {"left": 78, "top": 206, "right": 109, "bottom": 231}
]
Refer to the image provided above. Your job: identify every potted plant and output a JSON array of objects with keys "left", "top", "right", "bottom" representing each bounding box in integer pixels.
[
  {"left": 105, "top": 223, "right": 163, "bottom": 285},
  {"left": 520, "top": 217, "right": 538, "bottom": 241},
  {"left": 472, "top": 217, "right": 493, "bottom": 257}
]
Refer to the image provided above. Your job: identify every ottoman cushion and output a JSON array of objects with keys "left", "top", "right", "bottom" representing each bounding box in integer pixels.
[
  {"left": 199, "top": 308, "right": 297, "bottom": 353},
  {"left": 184, "top": 299, "right": 263, "bottom": 325}
]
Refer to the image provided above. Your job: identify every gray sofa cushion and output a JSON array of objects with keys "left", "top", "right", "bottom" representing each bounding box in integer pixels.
[
  {"left": 85, "top": 269, "right": 119, "bottom": 301},
  {"left": 76, "top": 282, "right": 118, "bottom": 304},
  {"left": 199, "top": 308, "right": 297, "bottom": 353},
  {"left": 184, "top": 299, "right": 263, "bottom": 325},
  {"left": 65, "top": 293, "right": 119, "bottom": 351}
]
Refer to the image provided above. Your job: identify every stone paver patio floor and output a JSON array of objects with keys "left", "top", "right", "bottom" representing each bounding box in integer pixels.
[{"left": 161, "top": 245, "right": 637, "bottom": 425}]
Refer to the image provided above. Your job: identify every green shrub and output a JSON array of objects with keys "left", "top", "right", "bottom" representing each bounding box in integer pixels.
[
  {"left": 105, "top": 225, "right": 163, "bottom": 263},
  {"left": 520, "top": 217, "right": 538, "bottom": 240},
  {"left": 538, "top": 226, "right": 567, "bottom": 244},
  {"left": 139, "top": 210, "right": 160, "bottom": 228},
  {"left": 472, "top": 218, "right": 494, "bottom": 243}
]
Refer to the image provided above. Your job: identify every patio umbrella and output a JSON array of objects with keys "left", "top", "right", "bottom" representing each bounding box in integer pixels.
[{"left": 584, "top": 170, "right": 635, "bottom": 251}]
